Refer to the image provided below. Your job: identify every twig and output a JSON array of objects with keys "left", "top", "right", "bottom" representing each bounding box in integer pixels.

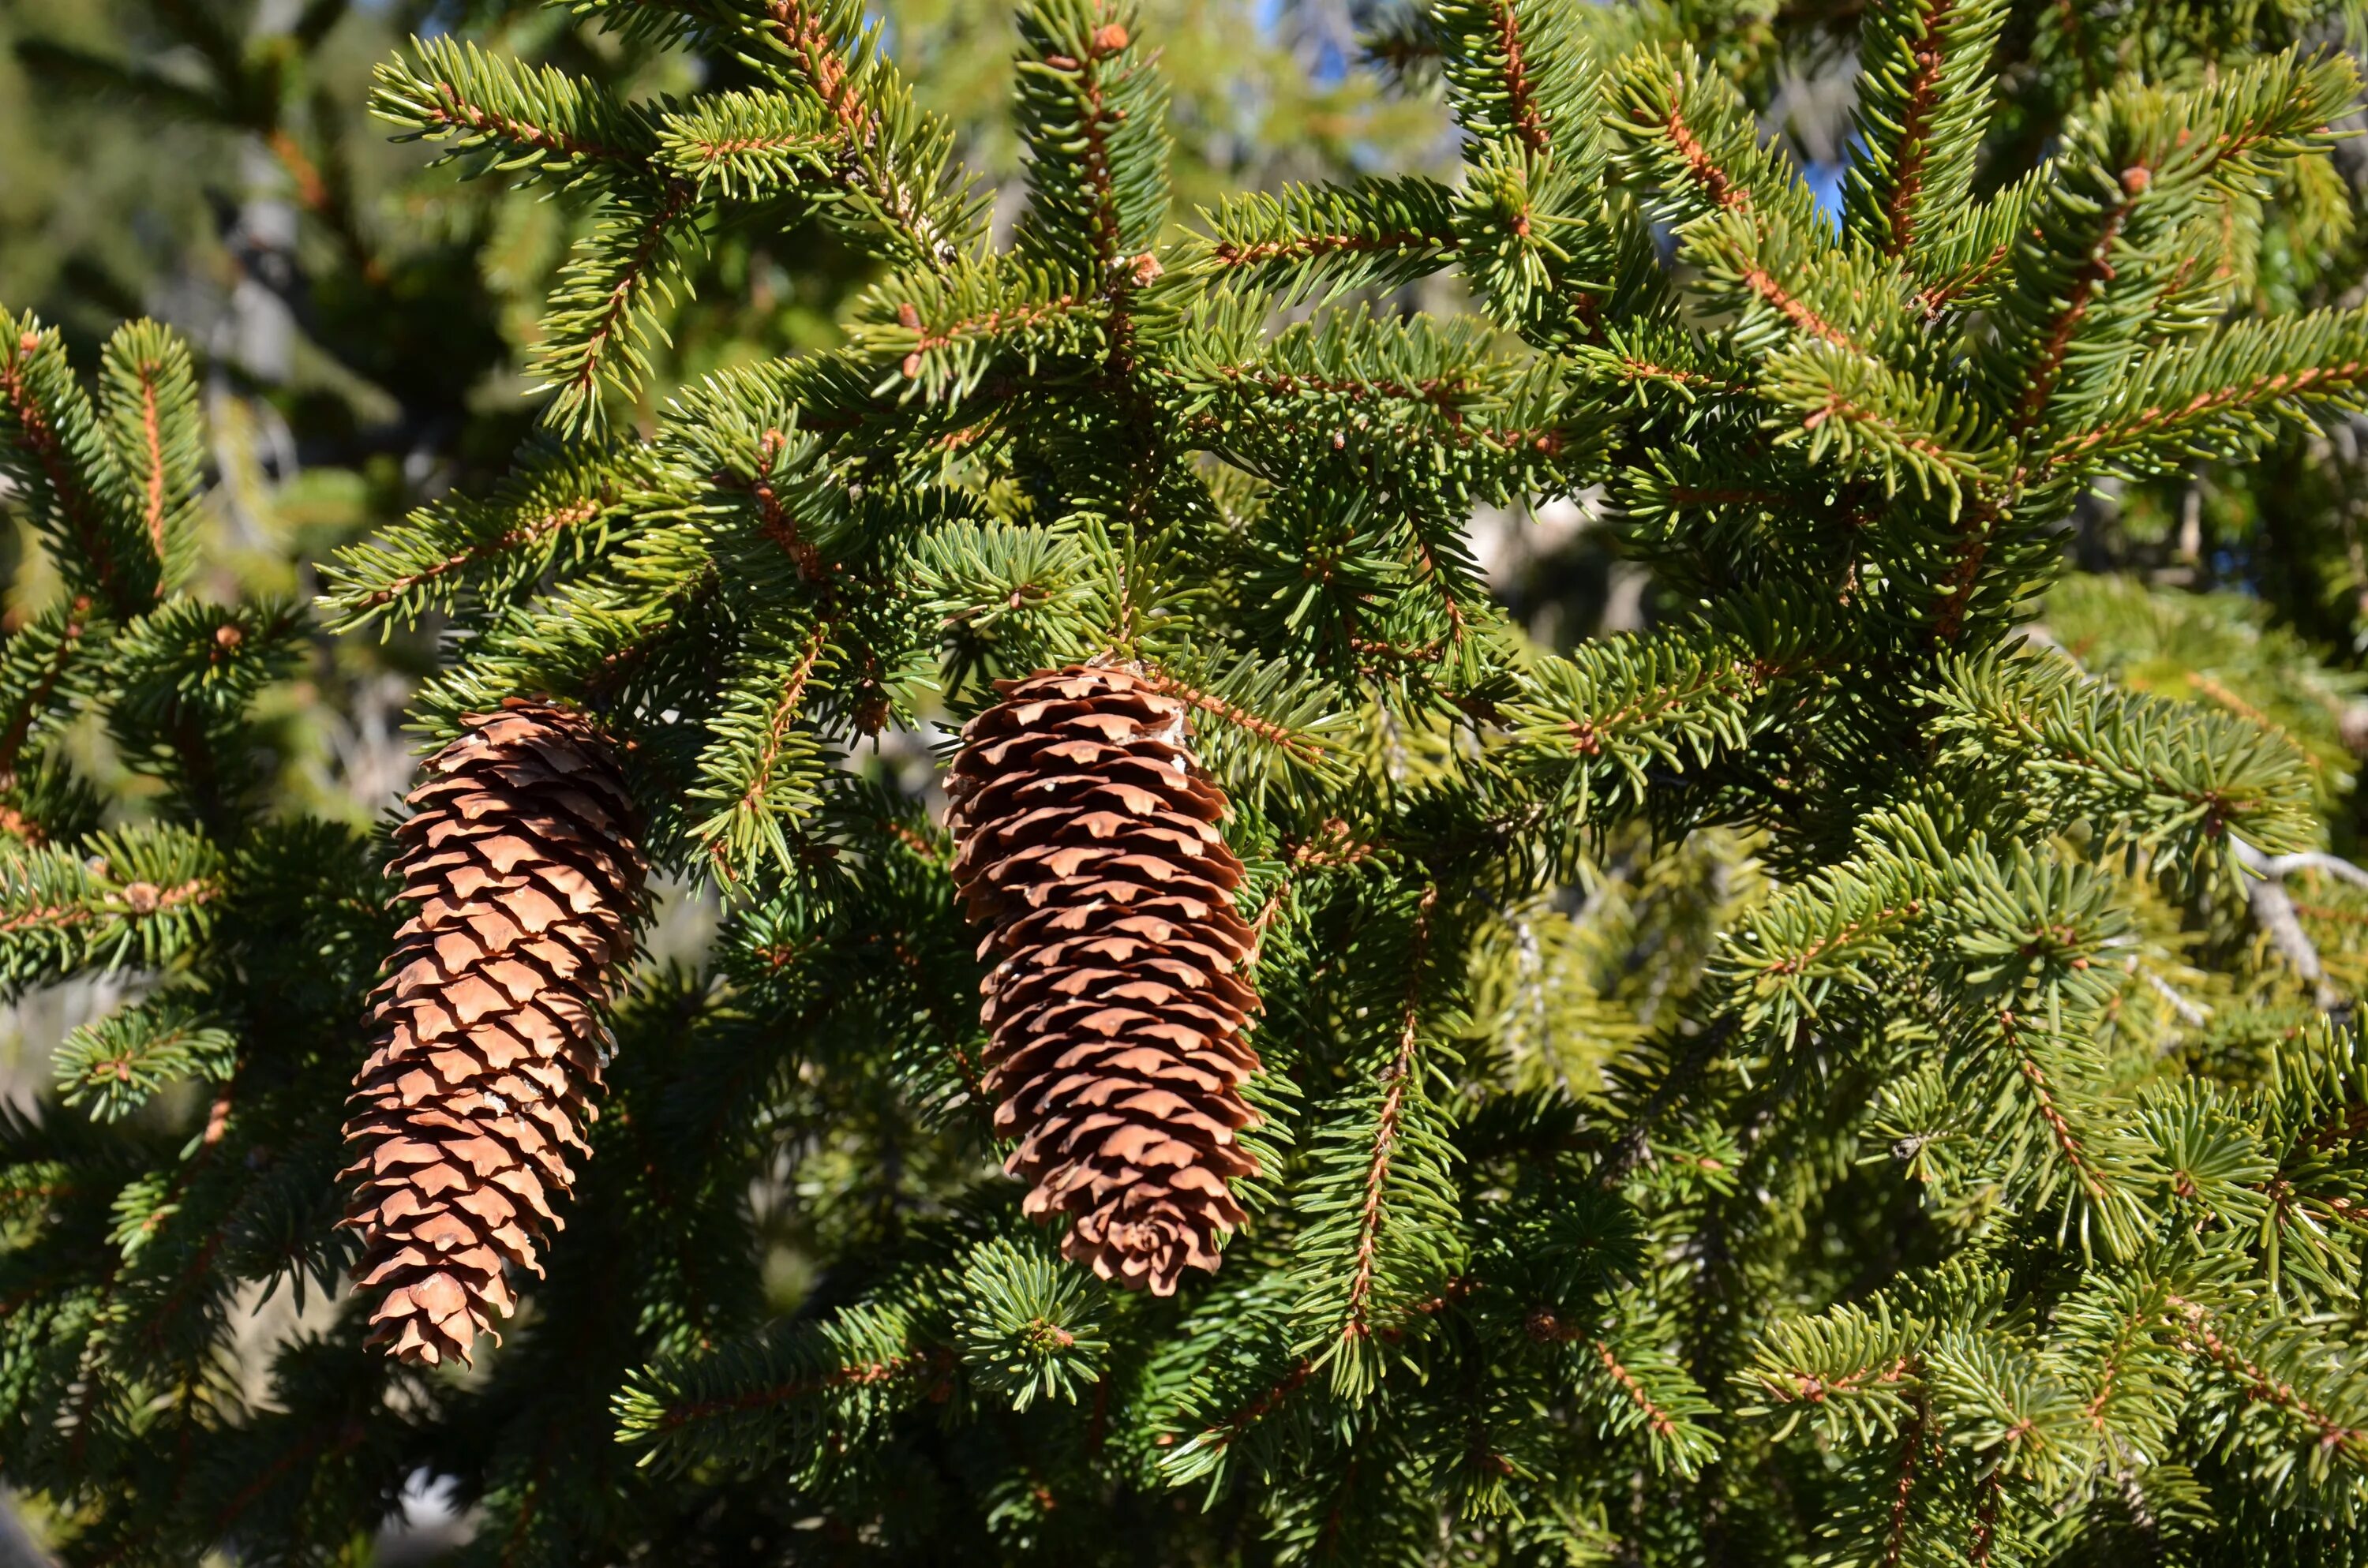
[
  {"left": 2139, "top": 966, "right": 2209, "bottom": 1028},
  {"left": 2243, "top": 848, "right": 2368, "bottom": 890},
  {"left": 2232, "top": 837, "right": 2357, "bottom": 1015}
]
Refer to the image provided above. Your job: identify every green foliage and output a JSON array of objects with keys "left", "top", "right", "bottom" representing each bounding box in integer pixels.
[
  {"left": 1192, "top": 176, "right": 1462, "bottom": 306},
  {"left": 0, "top": 313, "right": 163, "bottom": 619},
  {"left": 51, "top": 998, "right": 236, "bottom": 1125},
  {"left": 9, "top": 0, "right": 2368, "bottom": 1561},
  {"left": 957, "top": 1232, "right": 1111, "bottom": 1411},
  {"left": 0, "top": 826, "right": 223, "bottom": 990},
  {"left": 1842, "top": 0, "right": 2012, "bottom": 259}
]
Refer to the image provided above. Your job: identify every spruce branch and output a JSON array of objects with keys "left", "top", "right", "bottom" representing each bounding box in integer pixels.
[
  {"left": 371, "top": 36, "right": 660, "bottom": 189},
  {"left": 850, "top": 256, "right": 1107, "bottom": 402},
  {"left": 2171, "top": 1293, "right": 2368, "bottom": 1486},
  {"left": 95, "top": 321, "right": 204, "bottom": 592},
  {"left": 1011, "top": 0, "right": 1171, "bottom": 285},
  {"left": 1503, "top": 628, "right": 1787, "bottom": 823},
  {"left": 957, "top": 1233, "right": 1110, "bottom": 1410},
  {"left": 1133, "top": 657, "right": 1350, "bottom": 786},
  {"left": 1759, "top": 342, "right": 2003, "bottom": 507},
  {"left": 1161, "top": 301, "right": 1602, "bottom": 502},
  {"left": 320, "top": 440, "right": 632, "bottom": 634},
  {"left": 1580, "top": 324, "right": 1753, "bottom": 406},
  {"left": 530, "top": 181, "right": 705, "bottom": 435},
  {"left": 1718, "top": 829, "right": 1947, "bottom": 1038},
  {"left": 2041, "top": 306, "right": 2368, "bottom": 478},
  {"left": 1737, "top": 1298, "right": 1922, "bottom": 1440},
  {"left": 1980, "top": 1009, "right": 2148, "bottom": 1256},
  {"left": 1190, "top": 176, "right": 1462, "bottom": 305},
  {"left": 1289, "top": 882, "right": 1468, "bottom": 1398},
  {"left": 1842, "top": 0, "right": 2011, "bottom": 259},
  {"left": 687, "top": 620, "right": 837, "bottom": 885},
  {"left": 751, "top": 0, "right": 879, "bottom": 135},
  {"left": 53, "top": 999, "right": 235, "bottom": 1125},
  {"left": 1980, "top": 51, "right": 2360, "bottom": 443},
  {"left": 18, "top": 3, "right": 2368, "bottom": 1555},
  {"left": 1928, "top": 649, "right": 2320, "bottom": 884},
  {"left": 597, "top": 0, "right": 977, "bottom": 261},
  {"left": 0, "top": 313, "right": 159, "bottom": 619},
  {"left": 1573, "top": 1327, "right": 1720, "bottom": 1475},
  {"left": 653, "top": 90, "right": 834, "bottom": 198},
  {"left": 0, "top": 599, "right": 102, "bottom": 788},
  {"left": 1605, "top": 44, "right": 1822, "bottom": 238},
  {"left": 0, "top": 827, "right": 221, "bottom": 991},
  {"left": 1336, "top": 883, "right": 1437, "bottom": 1353},
  {"left": 1431, "top": 0, "right": 1588, "bottom": 156},
  {"left": 615, "top": 1300, "right": 954, "bottom": 1480}
]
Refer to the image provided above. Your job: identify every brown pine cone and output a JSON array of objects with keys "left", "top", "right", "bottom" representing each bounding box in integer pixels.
[
  {"left": 947, "top": 664, "right": 1262, "bottom": 1295},
  {"left": 341, "top": 701, "right": 646, "bottom": 1366}
]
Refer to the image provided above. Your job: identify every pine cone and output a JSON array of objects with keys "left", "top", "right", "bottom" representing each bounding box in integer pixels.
[
  {"left": 341, "top": 701, "right": 646, "bottom": 1366},
  {"left": 947, "top": 665, "right": 1261, "bottom": 1295}
]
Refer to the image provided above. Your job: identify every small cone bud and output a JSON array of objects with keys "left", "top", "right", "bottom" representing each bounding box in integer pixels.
[
  {"left": 947, "top": 664, "right": 1262, "bottom": 1296},
  {"left": 340, "top": 701, "right": 646, "bottom": 1366}
]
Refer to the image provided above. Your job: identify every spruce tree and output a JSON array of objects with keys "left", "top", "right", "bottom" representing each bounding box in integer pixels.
[{"left": 9, "top": 0, "right": 2368, "bottom": 1562}]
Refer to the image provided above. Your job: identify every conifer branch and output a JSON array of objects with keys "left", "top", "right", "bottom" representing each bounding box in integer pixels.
[
  {"left": 691, "top": 621, "right": 834, "bottom": 882},
  {"left": 624, "top": 0, "right": 973, "bottom": 258},
  {"left": 372, "top": 39, "right": 658, "bottom": 185},
  {"left": 322, "top": 441, "right": 630, "bottom": 633},
  {"left": 409, "top": 80, "right": 640, "bottom": 166},
  {"left": 1195, "top": 177, "right": 1461, "bottom": 304},
  {"left": 542, "top": 181, "right": 706, "bottom": 433},
  {"left": 1134, "top": 668, "right": 1334, "bottom": 766},
  {"left": 133, "top": 377, "right": 165, "bottom": 556},
  {"left": 17, "top": 8, "right": 2368, "bottom": 1556},
  {"left": 0, "top": 320, "right": 152, "bottom": 618},
  {"left": 2169, "top": 1296, "right": 2368, "bottom": 1454},
  {"left": 1432, "top": 0, "right": 1585, "bottom": 156},
  {"left": 2013, "top": 198, "right": 2133, "bottom": 439},
  {"left": 350, "top": 502, "right": 599, "bottom": 616},
  {"left": 1479, "top": 1, "right": 1550, "bottom": 153},
  {"left": 1742, "top": 269, "right": 1861, "bottom": 354},
  {"left": 1004, "top": 0, "right": 1171, "bottom": 301},
  {"left": 0, "top": 599, "right": 94, "bottom": 780},
  {"left": 853, "top": 259, "right": 1103, "bottom": 400},
  {"left": 2041, "top": 309, "right": 2368, "bottom": 475},
  {"left": 1339, "top": 884, "right": 1439, "bottom": 1348},
  {"left": 1606, "top": 47, "right": 1822, "bottom": 237},
  {"left": 1913, "top": 241, "right": 2013, "bottom": 316},
  {"left": 2000, "top": 1011, "right": 2115, "bottom": 1212},
  {"left": 654, "top": 92, "right": 833, "bottom": 196},
  {"left": 1875, "top": 20, "right": 1950, "bottom": 253},
  {"left": 764, "top": 0, "right": 871, "bottom": 135},
  {"left": 1594, "top": 352, "right": 1750, "bottom": 400},
  {"left": 1882, "top": 1401, "right": 1928, "bottom": 1566},
  {"left": 1843, "top": 0, "right": 2010, "bottom": 259},
  {"left": 1593, "top": 1338, "right": 1677, "bottom": 1434}
]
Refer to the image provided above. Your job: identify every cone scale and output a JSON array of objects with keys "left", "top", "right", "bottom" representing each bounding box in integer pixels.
[
  {"left": 947, "top": 664, "right": 1262, "bottom": 1295},
  {"left": 340, "top": 702, "right": 646, "bottom": 1366}
]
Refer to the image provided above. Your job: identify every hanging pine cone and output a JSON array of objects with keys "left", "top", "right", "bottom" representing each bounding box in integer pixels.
[
  {"left": 947, "top": 664, "right": 1262, "bottom": 1295},
  {"left": 341, "top": 701, "right": 646, "bottom": 1366}
]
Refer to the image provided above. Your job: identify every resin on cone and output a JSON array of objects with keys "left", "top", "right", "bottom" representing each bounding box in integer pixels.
[
  {"left": 947, "top": 664, "right": 1261, "bottom": 1294},
  {"left": 341, "top": 701, "right": 646, "bottom": 1365}
]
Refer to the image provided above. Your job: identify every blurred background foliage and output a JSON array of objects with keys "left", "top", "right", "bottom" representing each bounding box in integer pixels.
[{"left": 0, "top": 0, "right": 2364, "bottom": 1555}]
